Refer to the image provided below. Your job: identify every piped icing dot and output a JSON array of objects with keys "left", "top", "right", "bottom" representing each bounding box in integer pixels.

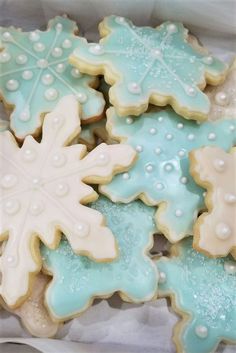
[
  {"left": 115, "top": 16, "right": 126, "bottom": 24},
  {"left": 180, "top": 176, "right": 188, "bottom": 184},
  {"left": 0, "top": 51, "right": 11, "bottom": 63},
  {"left": 89, "top": 44, "right": 104, "bottom": 55},
  {"left": 149, "top": 127, "right": 157, "bottom": 135},
  {"left": 52, "top": 153, "right": 67, "bottom": 167},
  {"left": 62, "top": 39, "right": 72, "bottom": 48},
  {"left": 215, "top": 223, "right": 232, "bottom": 240},
  {"left": 42, "top": 74, "right": 54, "bottom": 85},
  {"left": 215, "top": 91, "right": 229, "bottom": 106},
  {"left": 167, "top": 23, "right": 177, "bottom": 33},
  {"left": 175, "top": 209, "right": 183, "bottom": 217},
  {"left": 156, "top": 182, "right": 164, "bottom": 190},
  {"left": 151, "top": 48, "right": 162, "bottom": 59},
  {"left": 16, "top": 54, "right": 28, "bottom": 65},
  {"left": 32, "top": 177, "right": 43, "bottom": 189},
  {"left": 30, "top": 201, "right": 44, "bottom": 216},
  {"left": 145, "top": 163, "right": 154, "bottom": 173},
  {"left": 187, "top": 133, "right": 195, "bottom": 141},
  {"left": 20, "top": 107, "right": 30, "bottom": 122},
  {"left": 136, "top": 145, "right": 143, "bottom": 152},
  {"left": 185, "top": 86, "right": 196, "bottom": 96},
  {"left": 74, "top": 222, "right": 89, "bottom": 237},
  {"left": 126, "top": 117, "right": 133, "bottom": 125},
  {"left": 77, "top": 92, "right": 87, "bottom": 103},
  {"left": 29, "top": 31, "right": 40, "bottom": 42},
  {"left": 158, "top": 117, "right": 164, "bottom": 122},
  {"left": 229, "top": 125, "right": 235, "bottom": 132},
  {"left": 164, "top": 163, "right": 173, "bottom": 172},
  {"left": 6, "top": 79, "right": 19, "bottom": 91},
  {"left": 6, "top": 255, "right": 17, "bottom": 267},
  {"left": 98, "top": 152, "right": 110, "bottom": 165},
  {"left": 33, "top": 42, "right": 46, "bottom": 52},
  {"left": 208, "top": 132, "right": 216, "bottom": 141},
  {"left": 224, "top": 193, "right": 236, "bottom": 204},
  {"left": 51, "top": 47, "right": 63, "bottom": 58},
  {"left": 177, "top": 122, "right": 184, "bottom": 129},
  {"left": 154, "top": 147, "right": 162, "bottom": 155},
  {"left": 165, "top": 133, "right": 173, "bottom": 140},
  {"left": 213, "top": 158, "right": 225, "bottom": 172},
  {"left": 195, "top": 325, "right": 208, "bottom": 338},
  {"left": 22, "top": 70, "right": 33, "bottom": 80},
  {"left": 202, "top": 56, "right": 213, "bottom": 65},
  {"left": 158, "top": 271, "right": 166, "bottom": 283},
  {"left": 178, "top": 149, "right": 185, "bottom": 157},
  {"left": 4, "top": 200, "right": 20, "bottom": 215},
  {"left": 55, "top": 182, "right": 69, "bottom": 197},
  {"left": 56, "top": 23, "right": 63, "bottom": 32},
  {"left": 224, "top": 260, "right": 236, "bottom": 275},
  {"left": 45, "top": 88, "right": 58, "bottom": 101},
  {"left": 122, "top": 172, "right": 130, "bottom": 180},
  {"left": 56, "top": 63, "right": 65, "bottom": 73},
  {"left": 2, "top": 31, "right": 12, "bottom": 41},
  {"left": 52, "top": 115, "right": 64, "bottom": 128},
  {"left": 23, "top": 148, "right": 36, "bottom": 162},
  {"left": 128, "top": 82, "right": 141, "bottom": 94},
  {"left": 37, "top": 59, "right": 48, "bottom": 69},
  {"left": 71, "top": 68, "right": 81, "bottom": 78},
  {"left": 1, "top": 174, "right": 18, "bottom": 189}
]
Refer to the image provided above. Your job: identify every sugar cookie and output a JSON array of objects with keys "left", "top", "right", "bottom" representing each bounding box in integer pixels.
[
  {"left": 4, "top": 273, "right": 59, "bottom": 337},
  {"left": 0, "top": 95, "right": 136, "bottom": 307},
  {"left": 157, "top": 238, "right": 236, "bottom": 353},
  {"left": 42, "top": 196, "right": 158, "bottom": 321},
  {"left": 190, "top": 146, "right": 236, "bottom": 258},
  {"left": 101, "top": 108, "right": 236, "bottom": 242},
  {"left": 77, "top": 118, "right": 109, "bottom": 151},
  {"left": 0, "top": 16, "right": 105, "bottom": 139},
  {"left": 206, "top": 58, "right": 236, "bottom": 121},
  {"left": 70, "top": 16, "right": 227, "bottom": 120}
]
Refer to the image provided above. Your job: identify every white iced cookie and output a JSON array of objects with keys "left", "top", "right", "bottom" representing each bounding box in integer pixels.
[
  {"left": 190, "top": 146, "right": 236, "bottom": 258},
  {"left": 206, "top": 59, "right": 236, "bottom": 121},
  {"left": 0, "top": 95, "right": 136, "bottom": 308},
  {"left": 5, "top": 273, "right": 59, "bottom": 337}
]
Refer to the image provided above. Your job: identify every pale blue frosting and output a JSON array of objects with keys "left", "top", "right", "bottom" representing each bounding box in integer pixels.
[
  {"left": 157, "top": 238, "right": 236, "bottom": 353},
  {"left": 0, "top": 16, "right": 104, "bottom": 139},
  {"left": 41, "top": 196, "right": 158, "bottom": 320},
  {"left": 101, "top": 108, "right": 236, "bottom": 242}
]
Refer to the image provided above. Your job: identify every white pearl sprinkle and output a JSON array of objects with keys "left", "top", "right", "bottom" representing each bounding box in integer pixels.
[
  {"left": 180, "top": 176, "right": 188, "bottom": 184},
  {"left": 71, "top": 68, "right": 81, "bottom": 78},
  {"left": 51, "top": 47, "right": 63, "bottom": 58},
  {"left": 23, "top": 148, "right": 36, "bottom": 162},
  {"left": 165, "top": 163, "right": 173, "bottom": 172},
  {"left": 208, "top": 132, "right": 216, "bottom": 141},
  {"left": 52, "top": 153, "right": 67, "bottom": 167},
  {"left": 1, "top": 174, "right": 18, "bottom": 189},
  {"left": 115, "top": 16, "right": 126, "bottom": 24},
  {"left": 136, "top": 145, "right": 143, "bottom": 152},
  {"left": 74, "top": 223, "right": 89, "bottom": 237},
  {"left": 32, "top": 177, "right": 42, "bottom": 189},
  {"left": 6, "top": 79, "right": 19, "bottom": 91},
  {"left": 37, "top": 59, "right": 48, "bottom": 69},
  {"left": 158, "top": 271, "right": 166, "bottom": 283},
  {"left": 29, "top": 31, "right": 40, "bottom": 42},
  {"left": 158, "top": 117, "right": 164, "bottom": 122},
  {"left": 149, "top": 127, "right": 157, "bottom": 135},
  {"left": 187, "top": 133, "right": 195, "bottom": 141},
  {"left": 52, "top": 116, "right": 64, "bottom": 128},
  {"left": 20, "top": 106, "right": 30, "bottom": 121},
  {"left": 152, "top": 48, "right": 162, "bottom": 59},
  {"left": 126, "top": 117, "right": 133, "bottom": 125},
  {"left": 215, "top": 223, "right": 231, "bottom": 240},
  {"left": 156, "top": 182, "right": 164, "bottom": 190},
  {"left": 128, "top": 82, "right": 141, "bottom": 94},
  {"left": 155, "top": 147, "right": 162, "bottom": 155},
  {"left": 16, "top": 54, "right": 28, "bottom": 65},
  {"left": 2, "top": 31, "right": 12, "bottom": 41},
  {"left": 195, "top": 325, "right": 208, "bottom": 338},
  {"left": 224, "top": 193, "right": 236, "bottom": 204},
  {"left": 56, "top": 63, "right": 65, "bottom": 73},
  {"left": 4, "top": 200, "right": 20, "bottom": 215},
  {"left": 166, "top": 133, "right": 173, "bottom": 140},
  {"left": 55, "top": 182, "right": 69, "bottom": 197},
  {"left": 175, "top": 209, "right": 183, "bottom": 217},
  {"left": 178, "top": 150, "right": 185, "bottom": 157},
  {"left": 56, "top": 23, "right": 63, "bottom": 31},
  {"left": 42, "top": 74, "right": 54, "bottom": 85},
  {"left": 224, "top": 261, "right": 236, "bottom": 275},
  {"left": 77, "top": 92, "right": 87, "bottom": 103},
  {"left": 30, "top": 201, "right": 44, "bottom": 216},
  {"left": 229, "top": 125, "right": 235, "bottom": 132},
  {"left": 167, "top": 23, "right": 178, "bottom": 34},
  {"left": 177, "top": 123, "right": 184, "bottom": 129},
  {"left": 122, "top": 172, "right": 130, "bottom": 180},
  {"left": 22, "top": 70, "right": 33, "bottom": 80},
  {"left": 145, "top": 163, "right": 154, "bottom": 173},
  {"left": 33, "top": 42, "right": 45, "bottom": 52},
  {"left": 213, "top": 158, "right": 225, "bottom": 172},
  {"left": 62, "top": 39, "right": 72, "bottom": 48},
  {"left": 186, "top": 86, "right": 196, "bottom": 96},
  {"left": 6, "top": 255, "right": 16, "bottom": 267},
  {"left": 89, "top": 44, "right": 104, "bottom": 55},
  {"left": 0, "top": 51, "right": 11, "bottom": 63},
  {"left": 98, "top": 152, "right": 110, "bottom": 165},
  {"left": 215, "top": 91, "right": 229, "bottom": 106},
  {"left": 44, "top": 88, "right": 58, "bottom": 101}
]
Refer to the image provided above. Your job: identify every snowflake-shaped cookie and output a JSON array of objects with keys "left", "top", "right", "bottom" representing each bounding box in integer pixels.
[
  {"left": 42, "top": 196, "right": 158, "bottom": 321},
  {"left": 0, "top": 95, "right": 136, "bottom": 307},
  {"left": 157, "top": 238, "right": 236, "bottom": 353},
  {"left": 100, "top": 108, "right": 236, "bottom": 242},
  {"left": 190, "top": 146, "right": 236, "bottom": 258},
  {"left": 206, "top": 58, "right": 236, "bottom": 121},
  {"left": 70, "top": 15, "right": 227, "bottom": 120},
  {"left": 0, "top": 16, "right": 105, "bottom": 139},
  {"left": 4, "top": 273, "right": 59, "bottom": 337}
]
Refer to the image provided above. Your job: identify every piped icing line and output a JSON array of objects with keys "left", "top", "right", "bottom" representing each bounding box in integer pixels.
[
  {"left": 100, "top": 108, "right": 236, "bottom": 242},
  {"left": 70, "top": 15, "right": 227, "bottom": 120},
  {"left": 3, "top": 273, "right": 59, "bottom": 338},
  {"left": 206, "top": 58, "right": 236, "bottom": 121},
  {"left": 190, "top": 146, "right": 236, "bottom": 258},
  {"left": 156, "top": 238, "right": 236, "bottom": 353},
  {"left": 41, "top": 196, "right": 158, "bottom": 321},
  {"left": 0, "top": 95, "right": 136, "bottom": 308},
  {"left": 0, "top": 16, "right": 105, "bottom": 139}
]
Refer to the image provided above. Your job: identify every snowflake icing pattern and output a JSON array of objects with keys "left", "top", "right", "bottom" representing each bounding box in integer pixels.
[
  {"left": 0, "top": 95, "right": 136, "bottom": 307},
  {"left": 0, "top": 16, "right": 105, "bottom": 139},
  {"left": 70, "top": 15, "right": 227, "bottom": 120}
]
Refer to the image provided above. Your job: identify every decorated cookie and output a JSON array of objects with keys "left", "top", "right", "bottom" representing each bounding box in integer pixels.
[
  {"left": 0, "top": 16, "right": 105, "bottom": 139},
  {"left": 206, "top": 59, "right": 236, "bottom": 121},
  {"left": 157, "top": 238, "right": 236, "bottom": 353},
  {"left": 100, "top": 108, "right": 236, "bottom": 242},
  {"left": 70, "top": 15, "right": 227, "bottom": 120},
  {"left": 0, "top": 95, "right": 136, "bottom": 307},
  {"left": 190, "top": 146, "right": 236, "bottom": 258},
  {"left": 41, "top": 196, "right": 158, "bottom": 321},
  {"left": 4, "top": 273, "right": 59, "bottom": 337}
]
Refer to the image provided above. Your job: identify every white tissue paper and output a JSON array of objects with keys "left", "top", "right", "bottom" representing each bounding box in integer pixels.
[{"left": 0, "top": 0, "right": 235, "bottom": 352}]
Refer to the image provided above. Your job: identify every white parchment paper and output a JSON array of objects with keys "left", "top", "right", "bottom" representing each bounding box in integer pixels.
[{"left": 0, "top": 0, "right": 236, "bottom": 352}]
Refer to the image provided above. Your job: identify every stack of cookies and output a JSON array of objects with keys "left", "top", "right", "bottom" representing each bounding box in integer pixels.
[{"left": 0, "top": 15, "right": 235, "bottom": 353}]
